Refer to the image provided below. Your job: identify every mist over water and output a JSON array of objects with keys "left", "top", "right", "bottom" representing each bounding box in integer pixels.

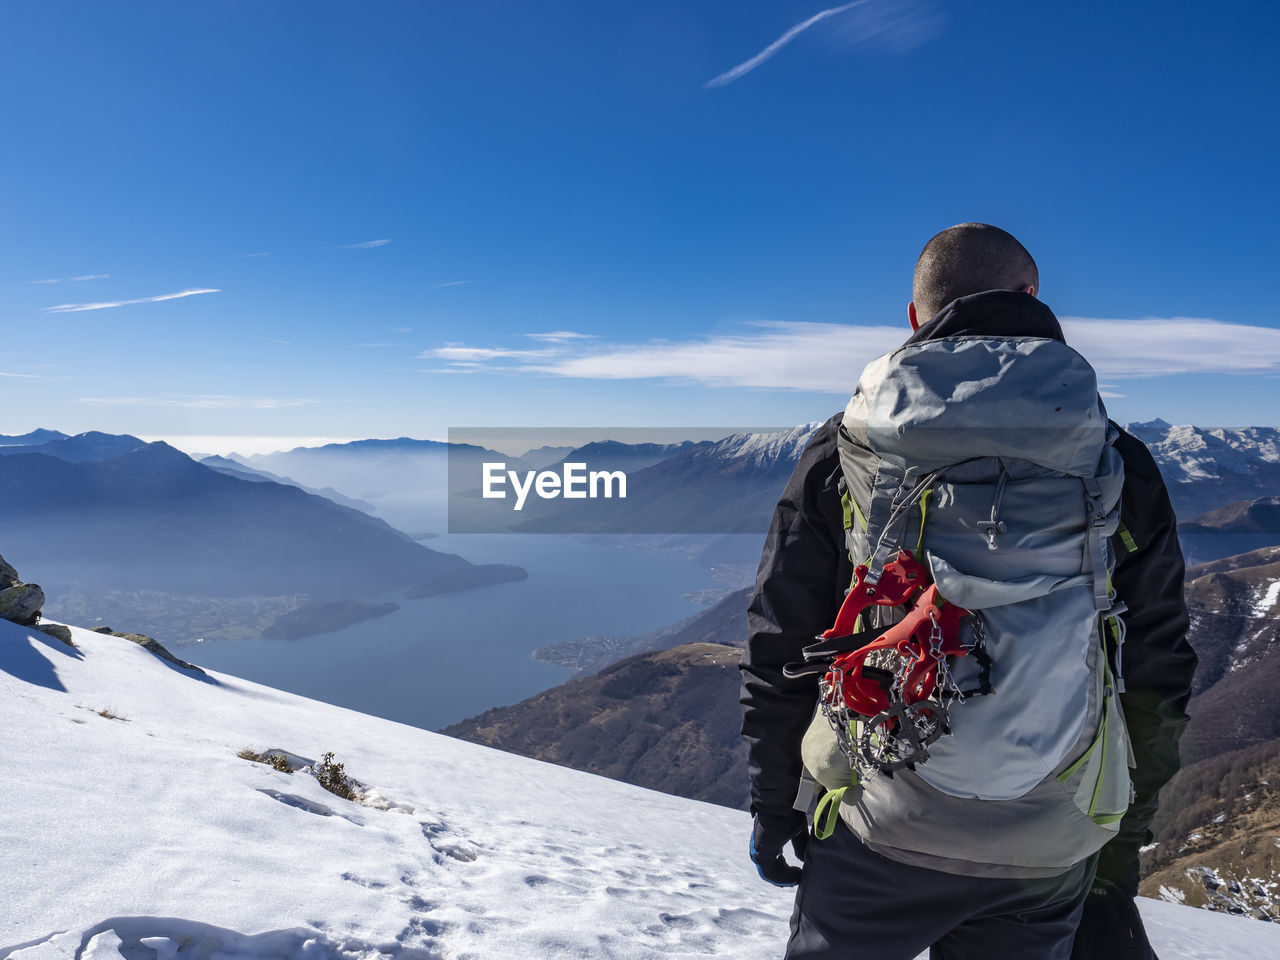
[{"left": 189, "top": 534, "right": 722, "bottom": 730}]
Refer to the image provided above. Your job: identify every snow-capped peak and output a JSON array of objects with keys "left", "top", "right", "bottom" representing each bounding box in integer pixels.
[
  {"left": 700, "top": 422, "right": 823, "bottom": 468},
  {"left": 1124, "top": 422, "right": 1280, "bottom": 481}
]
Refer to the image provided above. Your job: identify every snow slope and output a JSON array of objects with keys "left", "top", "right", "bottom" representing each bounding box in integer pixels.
[{"left": 2, "top": 621, "right": 1276, "bottom": 959}]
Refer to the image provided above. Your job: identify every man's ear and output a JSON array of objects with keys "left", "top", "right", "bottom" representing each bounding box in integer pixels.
[
  {"left": 908, "top": 301, "right": 920, "bottom": 331},
  {"left": 1023, "top": 284, "right": 1038, "bottom": 298}
]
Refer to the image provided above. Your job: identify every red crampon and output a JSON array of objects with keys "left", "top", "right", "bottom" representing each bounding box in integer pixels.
[
  {"left": 823, "top": 583, "right": 970, "bottom": 718},
  {"left": 810, "top": 550, "right": 982, "bottom": 773}
]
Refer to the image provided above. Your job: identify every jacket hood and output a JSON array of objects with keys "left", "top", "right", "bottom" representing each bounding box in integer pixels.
[{"left": 905, "top": 290, "right": 1066, "bottom": 346}]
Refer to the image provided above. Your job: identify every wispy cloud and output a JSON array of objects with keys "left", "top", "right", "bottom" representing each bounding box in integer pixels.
[
  {"left": 79, "top": 394, "right": 316, "bottom": 409},
  {"left": 422, "top": 345, "right": 556, "bottom": 364},
  {"left": 30, "top": 273, "right": 110, "bottom": 284},
  {"left": 342, "top": 238, "right": 392, "bottom": 249},
  {"left": 43, "top": 288, "right": 220, "bottom": 314},
  {"left": 0, "top": 370, "right": 42, "bottom": 379},
  {"left": 434, "top": 279, "right": 472, "bottom": 288},
  {"left": 256, "top": 337, "right": 291, "bottom": 346},
  {"left": 523, "top": 321, "right": 901, "bottom": 390},
  {"left": 240, "top": 251, "right": 271, "bottom": 258},
  {"left": 525, "top": 331, "right": 596, "bottom": 343},
  {"left": 705, "top": 2, "right": 867, "bottom": 88},
  {"left": 1061, "top": 317, "right": 1280, "bottom": 377},
  {"left": 423, "top": 317, "right": 1280, "bottom": 392},
  {"left": 705, "top": 0, "right": 943, "bottom": 88}
]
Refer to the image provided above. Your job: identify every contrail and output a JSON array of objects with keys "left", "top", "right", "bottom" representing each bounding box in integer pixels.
[
  {"left": 43, "top": 288, "right": 220, "bottom": 313},
  {"left": 705, "top": 1, "right": 867, "bottom": 89}
]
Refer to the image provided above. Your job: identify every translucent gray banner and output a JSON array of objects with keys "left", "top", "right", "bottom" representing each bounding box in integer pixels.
[{"left": 447, "top": 426, "right": 809, "bottom": 533}]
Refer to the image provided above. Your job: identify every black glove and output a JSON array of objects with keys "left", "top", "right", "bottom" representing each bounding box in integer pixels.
[
  {"left": 1071, "top": 877, "right": 1159, "bottom": 960},
  {"left": 750, "top": 809, "right": 809, "bottom": 887},
  {"left": 1095, "top": 837, "right": 1141, "bottom": 897}
]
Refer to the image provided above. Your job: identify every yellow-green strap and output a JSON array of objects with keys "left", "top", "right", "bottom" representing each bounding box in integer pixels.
[
  {"left": 914, "top": 489, "right": 932, "bottom": 555},
  {"left": 1106, "top": 615, "right": 1122, "bottom": 644},
  {"left": 814, "top": 786, "right": 850, "bottom": 840},
  {"left": 850, "top": 493, "right": 867, "bottom": 532},
  {"left": 841, "top": 489, "right": 853, "bottom": 531},
  {"left": 1117, "top": 522, "right": 1138, "bottom": 553},
  {"left": 1088, "top": 674, "right": 1117, "bottom": 818},
  {"left": 1092, "top": 811, "right": 1126, "bottom": 825},
  {"left": 1056, "top": 734, "right": 1099, "bottom": 783}
]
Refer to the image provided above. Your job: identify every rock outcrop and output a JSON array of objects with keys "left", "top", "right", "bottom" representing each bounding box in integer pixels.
[
  {"left": 1, "top": 552, "right": 204, "bottom": 670},
  {"left": 36, "top": 623, "right": 75, "bottom": 647},
  {"left": 0, "top": 553, "right": 44, "bottom": 626},
  {"left": 91, "top": 625, "right": 206, "bottom": 675}
]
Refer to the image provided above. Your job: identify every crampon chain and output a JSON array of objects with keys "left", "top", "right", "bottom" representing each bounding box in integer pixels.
[{"left": 809, "top": 550, "right": 989, "bottom": 776}]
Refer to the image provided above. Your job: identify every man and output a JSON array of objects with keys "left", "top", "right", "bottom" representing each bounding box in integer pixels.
[{"left": 741, "top": 224, "right": 1196, "bottom": 959}]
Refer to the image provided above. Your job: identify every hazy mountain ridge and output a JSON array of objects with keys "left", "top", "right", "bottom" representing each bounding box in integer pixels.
[
  {"left": 0, "top": 435, "right": 527, "bottom": 642},
  {"left": 508, "top": 427, "right": 818, "bottom": 534},
  {"left": 239, "top": 436, "right": 527, "bottom": 533},
  {"left": 199, "top": 454, "right": 380, "bottom": 515},
  {"left": 544, "top": 439, "right": 696, "bottom": 474},
  {"left": 477, "top": 419, "right": 1276, "bottom": 534},
  {"left": 0, "top": 429, "right": 147, "bottom": 462},
  {"left": 144, "top": 420, "right": 1280, "bottom": 540},
  {"left": 0, "top": 428, "right": 70, "bottom": 446}
]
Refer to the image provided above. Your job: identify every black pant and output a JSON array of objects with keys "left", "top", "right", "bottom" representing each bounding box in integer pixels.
[{"left": 786, "top": 823, "right": 1096, "bottom": 960}]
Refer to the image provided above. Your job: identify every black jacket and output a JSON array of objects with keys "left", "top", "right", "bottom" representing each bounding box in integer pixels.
[{"left": 740, "top": 291, "right": 1197, "bottom": 892}]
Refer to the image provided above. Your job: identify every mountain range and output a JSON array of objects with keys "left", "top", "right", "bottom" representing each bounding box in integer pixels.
[
  {"left": 161, "top": 420, "right": 1280, "bottom": 541},
  {"left": 476, "top": 420, "right": 1279, "bottom": 535},
  {"left": 0, "top": 433, "right": 524, "bottom": 642},
  {"left": 231, "top": 436, "right": 518, "bottom": 533},
  {"left": 198, "top": 454, "right": 379, "bottom": 514},
  {"left": 1126, "top": 420, "right": 1280, "bottom": 518},
  {"left": 499, "top": 424, "right": 822, "bottom": 534}
]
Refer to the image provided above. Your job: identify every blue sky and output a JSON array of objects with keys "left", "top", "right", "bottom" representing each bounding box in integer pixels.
[{"left": 2, "top": 1, "right": 1277, "bottom": 453}]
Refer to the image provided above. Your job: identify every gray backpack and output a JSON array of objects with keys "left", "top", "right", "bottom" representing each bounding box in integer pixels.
[{"left": 797, "top": 334, "right": 1136, "bottom": 877}]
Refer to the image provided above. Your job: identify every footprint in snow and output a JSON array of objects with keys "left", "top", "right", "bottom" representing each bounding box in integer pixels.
[
  {"left": 340, "top": 872, "right": 389, "bottom": 890},
  {"left": 432, "top": 839, "right": 479, "bottom": 862},
  {"left": 420, "top": 820, "right": 479, "bottom": 862},
  {"left": 403, "top": 894, "right": 439, "bottom": 912},
  {"left": 523, "top": 873, "right": 587, "bottom": 892},
  {"left": 11, "top": 917, "right": 440, "bottom": 960}
]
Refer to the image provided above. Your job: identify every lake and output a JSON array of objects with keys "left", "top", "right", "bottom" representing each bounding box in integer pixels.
[{"left": 189, "top": 534, "right": 725, "bottom": 731}]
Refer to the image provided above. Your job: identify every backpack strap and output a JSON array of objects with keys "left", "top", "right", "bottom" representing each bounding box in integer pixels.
[
  {"left": 1082, "top": 477, "right": 1113, "bottom": 611},
  {"left": 863, "top": 471, "right": 935, "bottom": 586}
]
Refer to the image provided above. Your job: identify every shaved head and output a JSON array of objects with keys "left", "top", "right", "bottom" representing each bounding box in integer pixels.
[{"left": 912, "top": 223, "right": 1039, "bottom": 323}]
